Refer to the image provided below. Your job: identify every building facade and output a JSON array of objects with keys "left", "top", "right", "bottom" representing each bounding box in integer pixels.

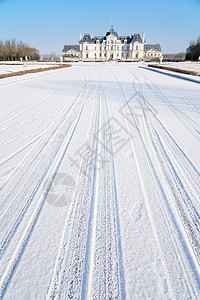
[{"left": 62, "top": 26, "right": 162, "bottom": 61}]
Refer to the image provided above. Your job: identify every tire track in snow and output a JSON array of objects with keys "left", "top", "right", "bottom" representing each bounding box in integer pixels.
[
  {"left": 46, "top": 89, "right": 100, "bottom": 300},
  {"left": 0, "top": 72, "right": 87, "bottom": 190},
  {"left": 134, "top": 69, "right": 200, "bottom": 144},
  {"left": 153, "top": 130, "right": 200, "bottom": 257},
  {"left": 0, "top": 72, "right": 96, "bottom": 255},
  {"left": 0, "top": 105, "right": 84, "bottom": 299},
  {"left": 115, "top": 72, "right": 200, "bottom": 297},
  {"left": 0, "top": 67, "right": 91, "bottom": 202},
  {"left": 0, "top": 77, "right": 70, "bottom": 129},
  {"left": 132, "top": 69, "right": 200, "bottom": 295},
  {"left": 133, "top": 73, "right": 200, "bottom": 264},
  {"left": 131, "top": 69, "right": 200, "bottom": 213},
  {"left": 85, "top": 78, "right": 126, "bottom": 299},
  {"left": 132, "top": 72, "right": 200, "bottom": 213}
]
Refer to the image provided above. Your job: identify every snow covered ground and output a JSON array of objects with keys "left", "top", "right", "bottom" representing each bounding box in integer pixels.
[
  {"left": 0, "top": 63, "right": 200, "bottom": 299},
  {"left": 161, "top": 61, "right": 200, "bottom": 74},
  {"left": 0, "top": 62, "right": 59, "bottom": 75}
]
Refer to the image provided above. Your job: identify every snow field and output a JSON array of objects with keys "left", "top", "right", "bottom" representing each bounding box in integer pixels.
[
  {"left": 0, "top": 63, "right": 200, "bottom": 299},
  {"left": 0, "top": 63, "right": 60, "bottom": 75}
]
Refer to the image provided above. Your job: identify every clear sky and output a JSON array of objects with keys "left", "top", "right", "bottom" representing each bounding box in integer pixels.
[{"left": 0, "top": 0, "right": 199, "bottom": 55}]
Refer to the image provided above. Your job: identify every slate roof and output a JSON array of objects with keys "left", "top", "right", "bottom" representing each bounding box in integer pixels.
[
  {"left": 63, "top": 44, "right": 80, "bottom": 52},
  {"left": 80, "top": 33, "right": 143, "bottom": 45},
  {"left": 65, "top": 27, "right": 161, "bottom": 50},
  {"left": 130, "top": 33, "right": 142, "bottom": 43},
  {"left": 144, "top": 44, "right": 162, "bottom": 52},
  {"left": 106, "top": 25, "right": 118, "bottom": 37},
  {"left": 80, "top": 34, "right": 93, "bottom": 43}
]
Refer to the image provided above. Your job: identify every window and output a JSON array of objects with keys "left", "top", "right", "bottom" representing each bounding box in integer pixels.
[
  {"left": 111, "top": 46, "right": 113, "bottom": 50},
  {"left": 122, "top": 53, "right": 123, "bottom": 57},
  {"left": 99, "top": 53, "right": 101, "bottom": 57},
  {"left": 104, "top": 53, "right": 106, "bottom": 57},
  {"left": 86, "top": 46, "right": 88, "bottom": 50},
  {"left": 95, "top": 46, "right": 96, "bottom": 50},
  {"left": 111, "top": 40, "right": 113, "bottom": 44},
  {"left": 136, "top": 45, "right": 138, "bottom": 50},
  {"left": 117, "top": 53, "right": 119, "bottom": 57},
  {"left": 117, "top": 46, "right": 119, "bottom": 50}
]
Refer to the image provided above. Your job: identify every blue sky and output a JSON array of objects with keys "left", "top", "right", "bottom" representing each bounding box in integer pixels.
[{"left": 0, "top": 0, "right": 199, "bottom": 55}]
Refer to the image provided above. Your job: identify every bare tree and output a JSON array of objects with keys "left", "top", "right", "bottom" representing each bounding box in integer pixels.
[{"left": 0, "top": 39, "right": 40, "bottom": 61}]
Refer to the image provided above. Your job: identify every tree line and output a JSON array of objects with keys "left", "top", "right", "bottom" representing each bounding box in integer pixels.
[
  {"left": 0, "top": 38, "right": 40, "bottom": 61},
  {"left": 185, "top": 36, "right": 200, "bottom": 61}
]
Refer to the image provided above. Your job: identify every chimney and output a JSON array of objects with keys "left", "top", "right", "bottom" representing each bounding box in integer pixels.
[
  {"left": 79, "top": 32, "right": 82, "bottom": 41},
  {"left": 142, "top": 32, "right": 145, "bottom": 43}
]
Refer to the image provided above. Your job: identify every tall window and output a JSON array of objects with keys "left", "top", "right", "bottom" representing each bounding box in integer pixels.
[{"left": 136, "top": 45, "right": 138, "bottom": 50}]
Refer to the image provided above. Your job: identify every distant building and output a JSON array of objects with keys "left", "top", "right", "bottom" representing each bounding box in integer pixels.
[
  {"left": 62, "top": 44, "right": 80, "bottom": 59},
  {"left": 62, "top": 26, "right": 162, "bottom": 61},
  {"left": 144, "top": 44, "right": 162, "bottom": 60}
]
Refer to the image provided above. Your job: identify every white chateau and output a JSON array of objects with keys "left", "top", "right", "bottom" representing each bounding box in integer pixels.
[{"left": 62, "top": 26, "right": 162, "bottom": 61}]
